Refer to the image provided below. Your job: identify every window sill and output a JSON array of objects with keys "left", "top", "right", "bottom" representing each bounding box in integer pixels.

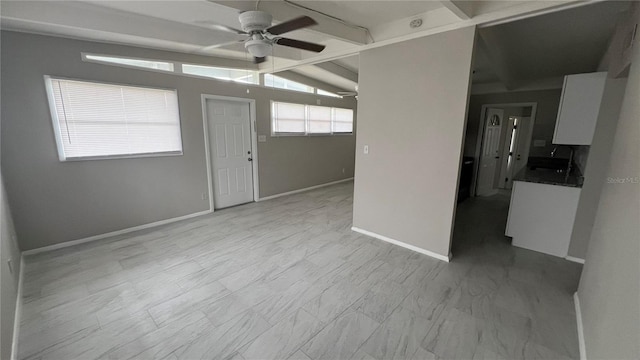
[
  {"left": 60, "top": 151, "right": 183, "bottom": 162},
  {"left": 270, "top": 133, "right": 353, "bottom": 137}
]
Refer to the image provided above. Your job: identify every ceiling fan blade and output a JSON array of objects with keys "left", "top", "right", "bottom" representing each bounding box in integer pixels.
[
  {"left": 208, "top": 24, "right": 247, "bottom": 35},
  {"left": 201, "top": 39, "right": 245, "bottom": 52},
  {"left": 253, "top": 56, "right": 267, "bottom": 64},
  {"left": 274, "top": 38, "right": 325, "bottom": 53},
  {"left": 266, "top": 16, "right": 317, "bottom": 35}
]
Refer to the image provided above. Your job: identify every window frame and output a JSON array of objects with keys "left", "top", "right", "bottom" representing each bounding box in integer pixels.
[
  {"left": 264, "top": 74, "right": 315, "bottom": 94},
  {"left": 82, "top": 53, "right": 177, "bottom": 74},
  {"left": 270, "top": 101, "right": 354, "bottom": 137},
  {"left": 81, "top": 53, "right": 355, "bottom": 103},
  {"left": 44, "top": 75, "right": 184, "bottom": 162},
  {"left": 181, "top": 63, "right": 260, "bottom": 85}
]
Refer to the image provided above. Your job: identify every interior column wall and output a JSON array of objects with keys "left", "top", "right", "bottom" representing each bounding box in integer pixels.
[{"left": 352, "top": 26, "right": 476, "bottom": 259}]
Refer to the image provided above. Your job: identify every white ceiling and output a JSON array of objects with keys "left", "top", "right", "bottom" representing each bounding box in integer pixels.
[
  {"left": 332, "top": 56, "right": 360, "bottom": 74},
  {"left": 1, "top": 0, "right": 628, "bottom": 92},
  {"left": 287, "top": 1, "right": 444, "bottom": 28}
]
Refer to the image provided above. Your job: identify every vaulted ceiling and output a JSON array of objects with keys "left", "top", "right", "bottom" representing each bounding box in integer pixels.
[{"left": 0, "top": 0, "right": 630, "bottom": 91}]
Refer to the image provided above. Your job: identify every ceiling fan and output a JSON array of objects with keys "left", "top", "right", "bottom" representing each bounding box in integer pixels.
[
  {"left": 202, "top": 11, "right": 326, "bottom": 64},
  {"left": 337, "top": 86, "right": 358, "bottom": 97}
]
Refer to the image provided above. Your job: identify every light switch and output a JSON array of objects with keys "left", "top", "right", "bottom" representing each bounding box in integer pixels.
[
  {"left": 364, "top": 145, "right": 369, "bottom": 154},
  {"left": 258, "top": 135, "right": 267, "bottom": 142}
]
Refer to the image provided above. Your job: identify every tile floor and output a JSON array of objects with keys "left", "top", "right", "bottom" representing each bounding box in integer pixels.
[{"left": 18, "top": 182, "right": 582, "bottom": 359}]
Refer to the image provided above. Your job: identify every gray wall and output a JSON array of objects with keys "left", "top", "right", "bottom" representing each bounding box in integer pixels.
[
  {"left": 576, "top": 25, "right": 639, "bottom": 359},
  {"left": 1, "top": 31, "right": 356, "bottom": 251},
  {"left": 567, "top": 78, "right": 626, "bottom": 259},
  {"left": 464, "top": 89, "right": 562, "bottom": 158},
  {"left": 352, "top": 26, "right": 475, "bottom": 258},
  {"left": 1, "top": 173, "right": 21, "bottom": 360}
]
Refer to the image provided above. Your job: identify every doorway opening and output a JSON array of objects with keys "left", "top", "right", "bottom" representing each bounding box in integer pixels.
[
  {"left": 202, "top": 95, "right": 259, "bottom": 211},
  {"left": 473, "top": 103, "right": 537, "bottom": 196}
]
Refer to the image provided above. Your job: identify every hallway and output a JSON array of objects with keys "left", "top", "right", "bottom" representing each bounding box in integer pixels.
[{"left": 449, "top": 192, "right": 584, "bottom": 358}]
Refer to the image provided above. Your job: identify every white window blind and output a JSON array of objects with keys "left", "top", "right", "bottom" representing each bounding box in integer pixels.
[
  {"left": 308, "top": 105, "right": 332, "bottom": 134},
  {"left": 272, "top": 102, "right": 306, "bottom": 134},
  {"left": 45, "top": 77, "right": 183, "bottom": 161},
  {"left": 271, "top": 101, "right": 354, "bottom": 136},
  {"left": 333, "top": 108, "right": 354, "bottom": 133}
]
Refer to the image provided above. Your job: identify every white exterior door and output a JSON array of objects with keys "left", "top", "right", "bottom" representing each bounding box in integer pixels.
[
  {"left": 206, "top": 99, "right": 254, "bottom": 209},
  {"left": 476, "top": 108, "right": 504, "bottom": 196}
]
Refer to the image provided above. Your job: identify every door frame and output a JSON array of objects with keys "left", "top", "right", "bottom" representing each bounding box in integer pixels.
[
  {"left": 201, "top": 94, "right": 259, "bottom": 212},
  {"left": 471, "top": 102, "right": 538, "bottom": 196}
]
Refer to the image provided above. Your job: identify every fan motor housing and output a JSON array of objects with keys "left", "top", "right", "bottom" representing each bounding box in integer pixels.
[{"left": 239, "top": 11, "right": 273, "bottom": 32}]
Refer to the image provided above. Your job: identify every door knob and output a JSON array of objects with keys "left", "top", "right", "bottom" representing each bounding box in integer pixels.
[{"left": 248, "top": 157, "right": 253, "bottom": 162}]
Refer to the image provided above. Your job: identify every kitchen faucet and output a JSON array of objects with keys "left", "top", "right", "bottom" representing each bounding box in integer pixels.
[{"left": 550, "top": 145, "right": 574, "bottom": 182}]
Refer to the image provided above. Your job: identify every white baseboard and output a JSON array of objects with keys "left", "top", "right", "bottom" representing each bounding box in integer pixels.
[
  {"left": 258, "top": 178, "right": 354, "bottom": 202},
  {"left": 351, "top": 226, "right": 450, "bottom": 263},
  {"left": 565, "top": 256, "right": 586, "bottom": 264},
  {"left": 11, "top": 254, "right": 24, "bottom": 360},
  {"left": 574, "top": 292, "right": 587, "bottom": 360},
  {"left": 23, "top": 209, "right": 212, "bottom": 256}
]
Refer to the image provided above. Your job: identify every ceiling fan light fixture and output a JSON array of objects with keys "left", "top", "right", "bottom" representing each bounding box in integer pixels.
[{"left": 245, "top": 39, "right": 272, "bottom": 58}]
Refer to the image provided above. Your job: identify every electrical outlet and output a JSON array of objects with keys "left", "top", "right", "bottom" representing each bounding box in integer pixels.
[
  {"left": 364, "top": 145, "right": 369, "bottom": 154},
  {"left": 342, "top": 168, "right": 345, "bottom": 174}
]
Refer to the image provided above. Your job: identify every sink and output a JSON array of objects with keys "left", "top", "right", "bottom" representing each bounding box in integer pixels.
[{"left": 527, "top": 157, "right": 569, "bottom": 170}]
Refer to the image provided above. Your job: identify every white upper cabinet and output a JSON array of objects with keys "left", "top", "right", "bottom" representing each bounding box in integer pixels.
[{"left": 553, "top": 72, "right": 608, "bottom": 145}]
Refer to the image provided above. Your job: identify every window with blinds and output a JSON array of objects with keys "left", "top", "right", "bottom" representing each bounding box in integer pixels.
[
  {"left": 45, "top": 76, "right": 183, "bottom": 161},
  {"left": 271, "top": 101, "right": 354, "bottom": 136}
]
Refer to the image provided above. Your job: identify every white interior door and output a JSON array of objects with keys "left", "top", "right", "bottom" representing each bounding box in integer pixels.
[
  {"left": 498, "top": 116, "right": 534, "bottom": 190},
  {"left": 206, "top": 99, "right": 254, "bottom": 209},
  {"left": 498, "top": 116, "right": 517, "bottom": 189},
  {"left": 510, "top": 116, "right": 533, "bottom": 187},
  {"left": 476, "top": 108, "right": 503, "bottom": 196}
]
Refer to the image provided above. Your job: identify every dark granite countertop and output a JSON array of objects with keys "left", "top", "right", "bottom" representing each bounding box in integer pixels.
[{"left": 513, "top": 167, "right": 583, "bottom": 188}]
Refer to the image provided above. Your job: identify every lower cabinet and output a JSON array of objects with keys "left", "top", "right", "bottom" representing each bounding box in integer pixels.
[{"left": 506, "top": 181, "right": 581, "bottom": 257}]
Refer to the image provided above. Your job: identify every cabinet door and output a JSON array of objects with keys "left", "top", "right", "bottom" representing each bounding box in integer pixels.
[
  {"left": 507, "top": 181, "right": 581, "bottom": 258},
  {"left": 553, "top": 72, "right": 607, "bottom": 145}
]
